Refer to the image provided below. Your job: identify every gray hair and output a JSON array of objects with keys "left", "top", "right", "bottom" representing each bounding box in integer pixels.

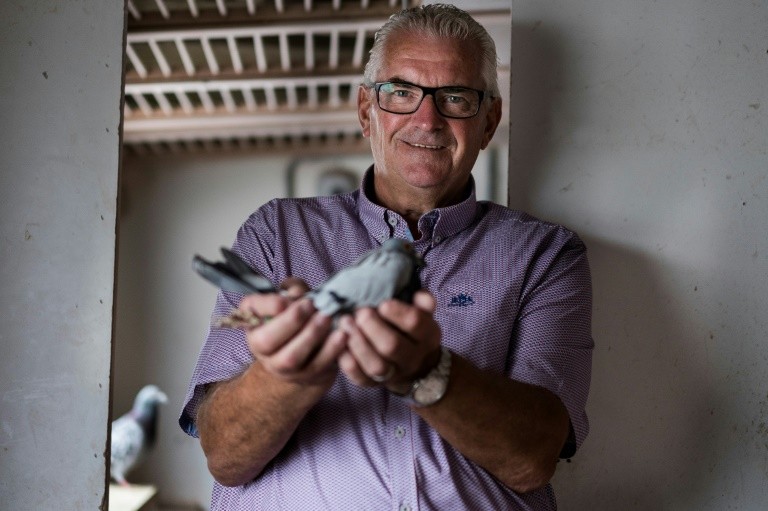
[{"left": 363, "top": 3, "right": 500, "bottom": 97}]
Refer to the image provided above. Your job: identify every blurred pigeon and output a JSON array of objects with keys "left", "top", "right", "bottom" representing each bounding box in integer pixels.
[
  {"left": 308, "top": 238, "right": 423, "bottom": 318},
  {"left": 110, "top": 384, "right": 168, "bottom": 486}
]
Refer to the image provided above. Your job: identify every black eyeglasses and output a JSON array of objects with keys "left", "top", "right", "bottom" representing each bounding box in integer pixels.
[{"left": 372, "top": 81, "right": 486, "bottom": 119}]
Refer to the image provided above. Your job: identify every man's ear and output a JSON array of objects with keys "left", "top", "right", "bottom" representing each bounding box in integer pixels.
[
  {"left": 358, "top": 85, "right": 373, "bottom": 137},
  {"left": 480, "top": 97, "right": 503, "bottom": 150}
]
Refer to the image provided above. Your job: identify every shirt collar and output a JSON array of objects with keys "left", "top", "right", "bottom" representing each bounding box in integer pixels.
[{"left": 357, "top": 166, "right": 479, "bottom": 246}]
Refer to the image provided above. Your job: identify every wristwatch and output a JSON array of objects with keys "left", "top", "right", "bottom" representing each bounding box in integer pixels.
[{"left": 395, "top": 347, "right": 452, "bottom": 407}]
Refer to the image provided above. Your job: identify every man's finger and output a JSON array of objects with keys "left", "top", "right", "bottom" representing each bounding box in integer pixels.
[
  {"left": 239, "top": 292, "right": 291, "bottom": 318},
  {"left": 280, "top": 277, "right": 310, "bottom": 298},
  {"left": 265, "top": 312, "right": 333, "bottom": 375},
  {"left": 247, "top": 298, "right": 316, "bottom": 356},
  {"left": 412, "top": 290, "right": 437, "bottom": 313},
  {"left": 338, "top": 350, "right": 377, "bottom": 387},
  {"left": 340, "top": 314, "right": 397, "bottom": 383}
]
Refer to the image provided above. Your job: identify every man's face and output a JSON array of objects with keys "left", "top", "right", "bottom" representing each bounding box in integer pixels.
[{"left": 358, "top": 32, "right": 501, "bottom": 205}]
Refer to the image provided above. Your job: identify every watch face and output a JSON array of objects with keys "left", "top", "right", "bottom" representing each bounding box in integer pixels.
[
  {"left": 404, "top": 348, "right": 451, "bottom": 407},
  {"left": 414, "top": 376, "right": 446, "bottom": 405}
]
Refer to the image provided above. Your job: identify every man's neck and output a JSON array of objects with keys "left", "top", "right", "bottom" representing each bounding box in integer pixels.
[{"left": 369, "top": 174, "right": 471, "bottom": 238}]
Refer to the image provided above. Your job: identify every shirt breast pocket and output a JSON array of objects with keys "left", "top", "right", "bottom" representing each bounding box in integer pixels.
[{"left": 435, "top": 258, "right": 520, "bottom": 374}]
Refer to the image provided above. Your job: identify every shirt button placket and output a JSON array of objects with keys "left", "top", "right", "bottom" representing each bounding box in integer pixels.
[{"left": 386, "top": 400, "right": 418, "bottom": 511}]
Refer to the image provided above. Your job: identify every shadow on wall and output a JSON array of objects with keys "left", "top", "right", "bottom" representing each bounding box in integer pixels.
[
  {"left": 554, "top": 238, "right": 729, "bottom": 509},
  {"left": 508, "top": 22, "right": 730, "bottom": 510}
]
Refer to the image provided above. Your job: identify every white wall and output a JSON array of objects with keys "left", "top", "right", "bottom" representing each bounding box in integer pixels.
[
  {"left": 0, "top": 1, "right": 125, "bottom": 510},
  {"left": 508, "top": 0, "right": 768, "bottom": 509}
]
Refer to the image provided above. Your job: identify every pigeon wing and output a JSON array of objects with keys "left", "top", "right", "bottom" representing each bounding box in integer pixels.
[{"left": 310, "top": 247, "right": 416, "bottom": 316}]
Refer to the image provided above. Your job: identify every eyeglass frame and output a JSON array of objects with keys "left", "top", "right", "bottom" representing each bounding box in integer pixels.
[{"left": 369, "top": 81, "right": 489, "bottom": 119}]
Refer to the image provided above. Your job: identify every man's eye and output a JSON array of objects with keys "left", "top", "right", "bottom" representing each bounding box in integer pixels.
[
  {"left": 392, "top": 88, "right": 416, "bottom": 98},
  {"left": 445, "top": 94, "right": 469, "bottom": 104}
]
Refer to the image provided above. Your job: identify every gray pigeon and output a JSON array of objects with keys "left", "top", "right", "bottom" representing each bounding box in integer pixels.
[
  {"left": 110, "top": 384, "right": 168, "bottom": 486},
  {"left": 308, "top": 238, "right": 423, "bottom": 318}
]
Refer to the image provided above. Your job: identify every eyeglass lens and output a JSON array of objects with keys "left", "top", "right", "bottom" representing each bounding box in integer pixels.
[{"left": 376, "top": 82, "right": 481, "bottom": 118}]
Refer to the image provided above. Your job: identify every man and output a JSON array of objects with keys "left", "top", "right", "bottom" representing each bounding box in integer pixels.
[{"left": 180, "top": 4, "right": 593, "bottom": 510}]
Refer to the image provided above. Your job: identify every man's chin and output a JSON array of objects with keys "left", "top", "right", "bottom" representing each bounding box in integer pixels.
[{"left": 401, "top": 171, "right": 448, "bottom": 190}]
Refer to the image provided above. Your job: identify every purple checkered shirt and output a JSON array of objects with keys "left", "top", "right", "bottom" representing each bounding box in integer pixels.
[{"left": 181, "top": 169, "right": 593, "bottom": 511}]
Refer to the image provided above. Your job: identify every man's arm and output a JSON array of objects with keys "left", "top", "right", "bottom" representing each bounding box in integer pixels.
[
  {"left": 197, "top": 363, "right": 329, "bottom": 486},
  {"left": 196, "top": 291, "right": 347, "bottom": 487},
  {"left": 339, "top": 292, "right": 571, "bottom": 493},
  {"left": 413, "top": 350, "right": 570, "bottom": 493}
]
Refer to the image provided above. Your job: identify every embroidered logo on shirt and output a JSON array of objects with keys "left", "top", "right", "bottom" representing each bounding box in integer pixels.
[{"left": 448, "top": 293, "right": 475, "bottom": 307}]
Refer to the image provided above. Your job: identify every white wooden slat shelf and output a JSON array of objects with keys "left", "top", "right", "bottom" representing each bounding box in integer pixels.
[
  {"left": 126, "top": 20, "right": 383, "bottom": 81},
  {"left": 124, "top": 74, "right": 361, "bottom": 116},
  {"left": 126, "top": 0, "right": 410, "bottom": 29},
  {"left": 121, "top": 1, "right": 510, "bottom": 155}
]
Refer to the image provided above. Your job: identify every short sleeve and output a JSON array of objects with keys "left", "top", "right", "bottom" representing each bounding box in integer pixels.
[
  {"left": 508, "top": 233, "right": 594, "bottom": 457},
  {"left": 178, "top": 205, "right": 279, "bottom": 437}
]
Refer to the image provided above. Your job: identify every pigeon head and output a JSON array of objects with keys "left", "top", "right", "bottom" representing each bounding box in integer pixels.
[
  {"left": 380, "top": 238, "right": 422, "bottom": 265},
  {"left": 381, "top": 237, "right": 412, "bottom": 253},
  {"left": 132, "top": 385, "right": 168, "bottom": 419}
]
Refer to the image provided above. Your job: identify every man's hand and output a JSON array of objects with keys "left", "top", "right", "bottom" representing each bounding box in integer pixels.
[
  {"left": 238, "top": 278, "right": 347, "bottom": 387},
  {"left": 337, "top": 290, "right": 442, "bottom": 388},
  {"left": 198, "top": 278, "right": 348, "bottom": 487}
]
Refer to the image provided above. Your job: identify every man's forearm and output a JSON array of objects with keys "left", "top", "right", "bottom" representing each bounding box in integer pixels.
[
  {"left": 414, "top": 354, "right": 571, "bottom": 493},
  {"left": 197, "top": 361, "right": 331, "bottom": 487}
]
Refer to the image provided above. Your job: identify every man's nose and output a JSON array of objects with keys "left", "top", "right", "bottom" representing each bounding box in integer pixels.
[{"left": 412, "top": 93, "right": 445, "bottom": 124}]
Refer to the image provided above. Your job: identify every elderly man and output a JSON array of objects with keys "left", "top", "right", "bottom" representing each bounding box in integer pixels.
[{"left": 180, "top": 4, "right": 593, "bottom": 510}]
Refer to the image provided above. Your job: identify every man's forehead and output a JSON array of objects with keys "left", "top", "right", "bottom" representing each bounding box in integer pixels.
[
  {"left": 379, "top": 35, "right": 482, "bottom": 87},
  {"left": 384, "top": 31, "right": 472, "bottom": 56}
]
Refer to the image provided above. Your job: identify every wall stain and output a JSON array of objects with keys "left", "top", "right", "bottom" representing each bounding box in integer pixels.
[{"left": 24, "top": 222, "right": 38, "bottom": 241}]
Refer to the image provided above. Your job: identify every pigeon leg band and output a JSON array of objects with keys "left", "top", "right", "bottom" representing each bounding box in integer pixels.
[{"left": 216, "top": 310, "right": 266, "bottom": 329}]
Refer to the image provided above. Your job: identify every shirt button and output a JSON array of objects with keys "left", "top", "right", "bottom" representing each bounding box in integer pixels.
[
  {"left": 433, "top": 235, "right": 442, "bottom": 244},
  {"left": 394, "top": 425, "right": 406, "bottom": 439},
  {"left": 388, "top": 217, "right": 398, "bottom": 226},
  {"left": 399, "top": 504, "right": 412, "bottom": 511}
]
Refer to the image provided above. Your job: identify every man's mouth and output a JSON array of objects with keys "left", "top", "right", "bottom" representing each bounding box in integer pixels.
[{"left": 407, "top": 142, "right": 444, "bottom": 149}]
